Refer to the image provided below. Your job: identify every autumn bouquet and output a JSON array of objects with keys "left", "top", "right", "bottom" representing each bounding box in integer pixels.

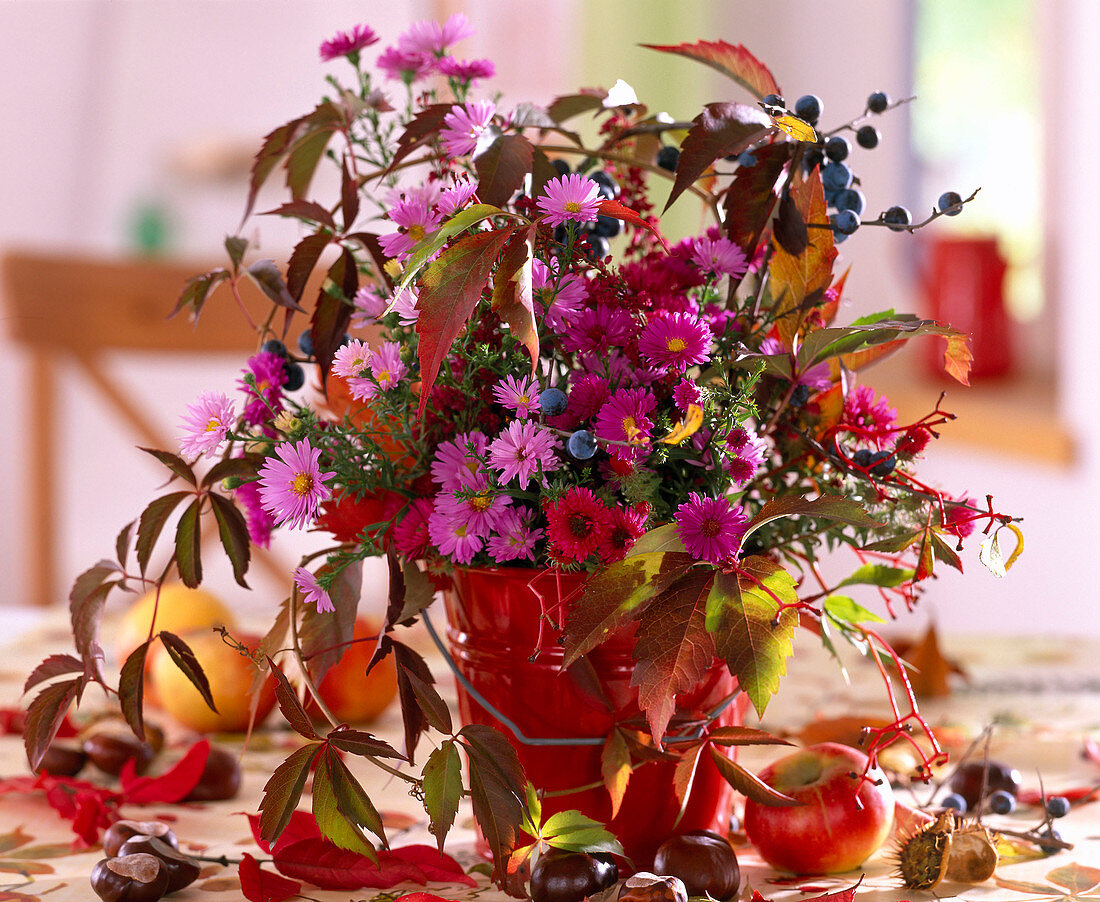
[{"left": 26, "top": 13, "right": 1022, "bottom": 890}]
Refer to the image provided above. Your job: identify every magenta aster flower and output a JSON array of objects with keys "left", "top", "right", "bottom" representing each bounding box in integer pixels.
[
  {"left": 440, "top": 100, "right": 497, "bottom": 158},
  {"left": 257, "top": 438, "right": 334, "bottom": 530},
  {"left": 674, "top": 493, "right": 748, "bottom": 563},
  {"left": 638, "top": 312, "right": 713, "bottom": 372},
  {"left": 560, "top": 304, "right": 636, "bottom": 355},
  {"left": 532, "top": 258, "right": 588, "bottom": 331},
  {"left": 843, "top": 384, "right": 897, "bottom": 443},
  {"left": 536, "top": 174, "right": 602, "bottom": 229},
  {"left": 332, "top": 338, "right": 372, "bottom": 379},
  {"left": 399, "top": 13, "right": 474, "bottom": 55},
  {"left": 369, "top": 341, "right": 407, "bottom": 391},
  {"left": 427, "top": 507, "right": 483, "bottom": 564},
  {"left": 492, "top": 374, "right": 541, "bottom": 419},
  {"left": 673, "top": 379, "right": 703, "bottom": 411},
  {"left": 377, "top": 46, "right": 433, "bottom": 82},
  {"left": 690, "top": 236, "right": 749, "bottom": 278},
  {"left": 600, "top": 502, "right": 649, "bottom": 563},
  {"left": 393, "top": 498, "right": 433, "bottom": 560},
  {"left": 437, "top": 57, "right": 495, "bottom": 82},
  {"left": 488, "top": 421, "right": 561, "bottom": 487},
  {"left": 431, "top": 431, "right": 488, "bottom": 490},
  {"left": 178, "top": 391, "right": 235, "bottom": 460},
  {"left": 487, "top": 507, "right": 543, "bottom": 564},
  {"left": 593, "top": 387, "right": 657, "bottom": 462},
  {"left": 545, "top": 487, "right": 611, "bottom": 564},
  {"left": 563, "top": 374, "right": 610, "bottom": 423},
  {"left": 294, "top": 567, "right": 334, "bottom": 614},
  {"left": 234, "top": 480, "right": 273, "bottom": 549},
  {"left": 239, "top": 351, "right": 287, "bottom": 426},
  {"left": 379, "top": 198, "right": 442, "bottom": 260},
  {"left": 725, "top": 430, "right": 768, "bottom": 486},
  {"left": 319, "top": 24, "right": 379, "bottom": 63}
]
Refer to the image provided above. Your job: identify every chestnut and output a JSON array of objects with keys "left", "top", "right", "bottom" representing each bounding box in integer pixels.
[
  {"left": 83, "top": 733, "right": 155, "bottom": 777},
  {"left": 617, "top": 871, "right": 688, "bottom": 902},
  {"left": 35, "top": 742, "right": 88, "bottom": 777},
  {"left": 530, "top": 849, "right": 619, "bottom": 902},
  {"left": 117, "top": 836, "right": 200, "bottom": 893},
  {"left": 653, "top": 831, "right": 740, "bottom": 900},
  {"left": 181, "top": 744, "right": 242, "bottom": 802},
  {"left": 90, "top": 853, "right": 169, "bottom": 902},
  {"left": 103, "top": 821, "right": 179, "bottom": 858},
  {"left": 948, "top": 760, "right": 1022, "bottom": 809}
]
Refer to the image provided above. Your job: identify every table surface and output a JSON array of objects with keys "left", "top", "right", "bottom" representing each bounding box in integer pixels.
[{"left": 2, "top": 609, "right": 1099, "bottom": 902}]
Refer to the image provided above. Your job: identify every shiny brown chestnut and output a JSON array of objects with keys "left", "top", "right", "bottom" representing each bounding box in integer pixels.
[
  {"left": 90, "top": 853, "right": 169, "bottom": 902},
  {"left": 530, "top": 849, "right": 619, "bottom": 902},
  {"left": 653, "top": 831, "right": 740, "bottom": 900},
  {"left": 181, "top": 744, "right": 242, "bottom": 802},
  {"left": 83, "top": 733, "right": 155, "bottom": 777},
  {"left": 117, "top": 836, "right": 201, "bottom": 893},
  {"left": 34, "top": 742, "right": 88, "bottom": 776},
  {"left": 617, "top": 871, "right": 688, "bottom": 902},
  {"left": 948, "top": 760, "right": 1022, "bottom": 808},
  {"left": 103, "top": 821, "right": 179, "bottom": 858}
]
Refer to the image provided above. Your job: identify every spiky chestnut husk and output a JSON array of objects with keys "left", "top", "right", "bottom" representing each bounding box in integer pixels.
[{"left": 894, "top": 812, "right": 999, "bottom": 889}]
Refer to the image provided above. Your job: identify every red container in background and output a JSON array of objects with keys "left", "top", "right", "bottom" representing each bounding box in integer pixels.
[{"left": 923, "top": 236, "right": 1012, "bottom": 379}]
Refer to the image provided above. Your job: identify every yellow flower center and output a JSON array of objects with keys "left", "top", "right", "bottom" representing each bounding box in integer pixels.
[
  {"left": 376, "top": 369, "right": 391, "bottom": 385},
  {"left": 621, "top": 416, "right": 641, "bottom": 441},
  {"left": 408, "top": 224, "right": 426, "bottom": 241},
  {"left": 564, "top": 201, "right": 582, "bottom": 213},
  {"left": 518, "top": 393, "right": 531, "bottom": 405},
  {"left": 205, "top": 418, "right": 221, "bottom": 433},
  {"left": 290, "top": 472, "right": 314, "bottom": 497},
  {"left": 666, "top": 338, "right": 687, "bottom": 353},
  {"left": 257, "top": 379, "right": 270, "bottom": 392},
  {"left": 469, "top": 493, "right": 492, "bottom": 513}
]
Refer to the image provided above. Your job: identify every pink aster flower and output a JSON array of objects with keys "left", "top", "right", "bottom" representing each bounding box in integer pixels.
[
  {"left": 389, "top": 287, "right": 420, "bottom": 327},
  {"left": 440, "top": 100, "right": 497, "bottom": 158},
  {"left": 690, "top": 236, "right": 749, "bottom": 278},
  {"left": 533, "top": 258, "right": 588, "bottom": 331},
  {"left": 294, "top": 567, "right": 334, "bottom": 614},
  {"left": 234, "top": 480, "right": 273, "bottom": 549},
  {"left": 673, "top": 379, "right": 703, "bottom": 411},
  {"left": 560, "top": 304, "right": 636, "bottom": 354},
  {"left": 399, "top": 13, "right": 475, "bottom": 55},
  {"left": 332, "top": 338, "right": 372, "bottom": 379},
  {"left": 319, "top": 24, "right": 379, "bottom": 63},
  {"left": 674, "top": 493, "right": 748, "bottom": 563},
  {"left": 545, "top": 487, "right": 611, "bottom": 565},
  {"left": 536, "top": 174, "right": 602, "bottom": 229},
  {"left": 638, "top": 312, "right": 713, "bottom": 373},
  {"left": 593, "top": 387, "right": 657, "bottom": 462},
  {"left": 377, "top": 45, "right": 434, "bottom": 82},
  {"left": 369, "top": 341, "right": 407, "bottom": 391},
  {"left": 487, "top": 507, "right": 543, "bottom": 564},
  {"left": 488, "top": 421, "right": 561, "bottom": 487},
  {"left": 257, "top": 438, "right": 335, "bottom": 530},
  {"left": 437, "top": 56, "right": 495, "bottom": 82},
  {"left": 379, "top": 197, "right": 442, "bottom": 260},
  {"left": 239, "top": 351, "right": 288, "bottom": 426},
  {"left": 493, "top": 374, "right": 541, "bottom": 419},
  {"left": 437, "top": 181, "right": 479, "bottom": 216},
  {"left": 724, "top": 430, "right": 768, "bottom": 486},
  {"left": 351, "top": 285, "right": 387, "bottom": 328},
  {"left": 427, "top": 507, "right": 483, "bottom": 564},
  {"left": 393, "top": 498, "right": 434, "bottom": 560},
  {"left": 431, "top": 431, "right": 488, "bottom": 490},
  {"left": 434, "top": 477, "right": 511, "bottom": 537},
  {"left": 178, "top": 391, "right": 235, "bottom": 460}
]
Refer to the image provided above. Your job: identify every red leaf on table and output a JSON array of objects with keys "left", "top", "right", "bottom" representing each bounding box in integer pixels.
[
  {"left": 1018, "top": 785, "right": 1099, "bottom": 806},
  {"left": 119, "top": 738, "right": 210, "bottom": 804},
  {"left": 247, "top": 809, "right": 322, "bottom": 855},
  {"left": 388, "top": 845, "right": 477, "bottom": 887},
  {"left": 272, "top": 837, "right": 423, "bottom": 890},
  {"left": 239, "top": 853, "right": 301, "bottom": 902},
  {"left": 395, "top": 895, "right": 466, "bottom": 902}
]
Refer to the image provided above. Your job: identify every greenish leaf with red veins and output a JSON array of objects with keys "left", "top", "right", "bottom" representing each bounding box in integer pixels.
[
  {"left": 706, "top": 561, "right": 799, "bottom": 717},
  {"left": 286, "top": 231, "right": 334, "bottom": 303},
  {"left": 23, "top": 678, "right": 80, "bottom": 772},
  {"left": 596, "top": 199, "right": 670, "bottom": 251},
  {"left": 914, "top": 526, "right": 935, "bottom": 581},
  {"left": 799, "top": 315, "right": 970, "bottom": 375},
  {"left": 562, "top": 551, "right": 695, "bottom": 666},
  {"left": 388, "top": 103, "right": 451, "bottom": 172},
  {"left": 174, "top": 497, "right": 203, "bottom": 588},
  {"left": 225, "top": 235, "right": 249, "bottom": 272},
  {"left": 264, "top": 654, "right": 317, "bottom": 739},
  {"left": 722, "top": 142, "right": 791, "bottom": 265},
  {"left": 929, "top": 530, "right": 963, "bottom": 572},
  {"left": 201, "top": 455, "right": 262, "bottom": 489},
  {"left": 861, "top": 529, "right": 923, "bottom": 554},
  {"left": 159, "top": 631, "right": 218, "bottom": 713},
  {"left": 705, "top": 725, "right": 793, "bottom": 747},
  {"left": 402, "top": 668, "right": 453, "bottom": 735},
  {"left": 415, "top": 226, "right": 518, "bottom": 419},
  {"left": 663, "top": 103, "right": 771, "bottom": 213},
  {"left": 423, "top": 740, "right": 463, "bottom": 851},
  {"left": 258, "top": 741, "right": 324, "bottom": 845},
  {"left": 299, "top": 559, "right": 361, "bottom": 686},
  {"left": 68, "top": 563, "right": 119, "bottom": 684},
  {"left": 208, "top": 493, "right": 251, "bottom": 588},
  {"left": 460, "top": 724, "right": 527, "bottom": 882},
  {"left": 823, "top": 594, "right": 887, "bottom": 627},
  {"left": 312, "top": 746, "right": 383, "bottom": 856},
  {"left": 310, "top": 247, "right": 357, "bottom": 385},
  {"left": 631, "top": 569, "right": 718, "bottom": 744},
  {"left": 770, "top": 172, "right": 836, "bottom": 349},
  {"left": 139, "top": 447, "right": 197, "bottom": 486},
  {"left": 23, "top": 654, "right": 83, "bottom": 695},
  {"left": 286, "top": 129, "right": 337, "bottom": 202},
  {"left": 546, "top": 92, "right": 606, "bottom": 124},
  {"left": 600, "top": 729, "right": 631, "bottom": 819},
  {"left": 136, "top": 491, "right": 191, "bottom": 575},
  {"left": 941, "top": 330, "right": 973, "bottom": 385},
  {"left": 708, "top": 746, "right": 801, "bottom": 806},
  {"left": 773, "top": 193, "right": 808, "bottom": 256},
  {"left": 395, "top": 204, "right": 505, "bottom": 296},
  {"left": 491, "top": 225, "right": 538, "bottom": 371},
  {"left": 115, "top": 521, "right": 134, "bottom": 572},
  {"left": 239, "top": 852, "right": 302, "bottom": 902},
  {"left": 261, "top": 200, "right": 337, "bottom": 231},
  {"left": 1046, "top": 864, "right": 1100, "bottom": 894},
  {"left": 539, "top": 810, "right": 623, "bottom": 856},
  {"left": 475, "top": 133, "right": 533, "bottom": 208},
  {"left": 673, "top": 740, "right": 706, "bottom": 809},
  {"left": 171, "top": 267, "right": 230, "bottom": 319},
  {"left": 325, "top": 728, "right": 404, "bottom": 759},
  {"left": 642, "top": 40, "right": 781, "bottom": 100},
  {"left": 389, "top": 638, "right": 435, "bottom": 762},
  {"left": 340, "top": 157, "right": 359, "bottom": 232},
  {"left": 744, "top": 494, "right": 880, "bottom": 541},
  {"left": 118, "top": 640, "right": 151, "bottom": 741},
  {"left": 247, "top": 259, "right": 305, "bottom": 313}
]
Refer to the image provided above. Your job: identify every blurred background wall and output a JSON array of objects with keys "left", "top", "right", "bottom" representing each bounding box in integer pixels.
[{"left": 1, "top": 0, "right": 1096, "bottom": 635}]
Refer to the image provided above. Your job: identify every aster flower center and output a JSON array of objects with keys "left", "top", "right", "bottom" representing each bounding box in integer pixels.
[
  {"left": 666, "top": 338, "right": 687, "bottom": 353},
  {"left": 700, "top": 518, "right": 722, "bottom": 538},
  {"left": 568, "top": 514, "right": 594, "bottom": 539},
  {"left": 290, "top": 472, "right": 315, "bottom": 496},
  {"left": 621, "top": 416, "right": 641, "bottom": 440},
  {"left": 205, "top": 418, "right": 221, "bottom": 433},
  {"left": 564, "top": 201, "right": 582, "bottom": 213},
  {"left": 408, "top": 224, "right": 426, "bottom": 241},
  {"left": 469, "top": 493, "right": 493, "bottom": 513}
]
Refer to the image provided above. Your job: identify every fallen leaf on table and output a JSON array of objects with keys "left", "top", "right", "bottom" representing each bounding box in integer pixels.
[{"left": 891, "top": 623, "right": 965, "bottom": 698}]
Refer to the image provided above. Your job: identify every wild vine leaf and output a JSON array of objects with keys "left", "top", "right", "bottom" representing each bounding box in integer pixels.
[
  {"left": 538, "top": 810, "right": 622, "bottom": 856},
  {"left": 261, "top": 200, "right": 337, "bottom": 231},
  {"left": 394, "top": 204, "right": 504, "bottom": 296},
  {"left": 388, "top": 103, "right": 451, "bottom": 172},
  {"left": 201, "top": 455, "right": 262, "bottom": 489},
  {"left": 208, "top": 493, "right": 251, "bottom": 588},
  {"left": 837, "top": 564, "right": 914, "bottom": 591},
  {"left": 340, "top": 157, "right": 359, "bottom": 231},
  {"left": 159, "top": 631, "right": 218, "bottom": 713},
  {"left": 402, "top": 668, "right": 452, "bottom": 735},
  {"left": 115, "top": 521, "right": 134, "bottom": 572},
  {"left": 299, "top": 558, "right": 361, "bottom": 686},
  {"left": 672, "top": 740, "right": 706, "bottom": 810},
  {"left": 310, "top": 247, "right": 357, "bottom": 384},
  {"left": 546, "top": 92, "right": 605, "bottom": 124},
  {"left": 597, "top": 198, "right": 670, "bottom": 250},
  {"left": 138, "top": 447, "right": 197, "bottom": 486},
  {"left": 708, "top": 746, "right": 800, "bottom": 806},
  {"left": 312, "top": 746, "right": 383, "bottom": 857},
  {"left": 389, "top": 638, "right": 436, "bottom": 762},
  {"left": 423, "top": 740, "right": 463, "bottom": 851},
  {"left": 460, "top": 724, "right": 526, "bottom": 883},
  {"left": 745, "top": 494, "right": 879, "bottom": 540},
  {"left": 259, "top": 742, "right": 324, "bottom": 845},
  {"left": 705, "top": 725, "right": 793, "bottom": 747},
  {"left": 286, "top": 231, "right": 333, "bottom": 302},
  {"left": 264, "top": 655, "right": 317, "bottom": 740},
  {"left": 1045, "top": 863, "right": 1100, "bottom": 894},
  {"left": 642, "top": 40, "right": 781, "bottom": 101},
  {"left": 118, "top": 640, "right": 151, "bottom": 741},
  {"left": 174, "top": 497, "right": 203, "bottom": 588},
  {"left": 23, "top": 678, "right": 80, "bottom": 772},
  {"left": 172, "top": 267, "right": 230, "bottom": 320},
  {"left": 491, "top": 225, "right": 538, "bottom": 373},
  {"left": 325, "top": 728, "right": 404, "bottom": 760},
  {"left": 135, "top": 491, "right": 191, "bottom": 575},
  {"left": 600, "top": 729, "right": 631, "bottom": 820},
  {"left": 69, "top": 563, "right": 119, "bottom": 685},
  {"left": 475, "top": 133, "right": 533, "bottom": 207},
  {"left": 23, "top": 653, "right": 84, "bottom": 695},
  {"left": 239, "top": 852, "right": 302, "bottom": 902},
  {"left": 722, "top": 142, "right": 791, "bottom": 266},
  {"left": 631, "top": 569, "right": 718, "bottom": 744},
  {"left": 942, "top": 330, "right": 973, "bottom": 385},
  {"left": 706, "top": 561, "right": 799, "bottom": 717}
]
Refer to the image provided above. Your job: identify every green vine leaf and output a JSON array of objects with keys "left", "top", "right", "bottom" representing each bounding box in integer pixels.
[
  {"left": 174, "top": 497, "right": 203, "bottom": 588},
  {"left": 118, "top": 639, "right": 151, "bottom": 741},
  {"left": 423, "top": 740, "right": 463, "bottom": 851},
  {"left": 837, "top": 564, "right": 914, "bottom": 591},
  {"left": 258, "top": 741, "right": 324, "bottom": 845},
  {"left": 171, "top": 268, "right": 230, "bottom": 320},
  {"left": 159, "top": 631, "right": 218, "bottom": 713},
  {"left": 312, "top": 746, "right": 383, "bottom": 858}
]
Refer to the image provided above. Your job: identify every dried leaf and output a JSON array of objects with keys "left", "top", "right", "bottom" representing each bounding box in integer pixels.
[
  {"left": 1045, "top": 864, "right": 1100, "bottom": 894},
  {"left": 709, "top": 746, "right": 800, "bottom": 806},
  {"left": 745, "top": 494, "right": 879, "bottom": 540}
]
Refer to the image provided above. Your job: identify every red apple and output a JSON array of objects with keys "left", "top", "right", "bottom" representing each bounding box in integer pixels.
[{"left": 743, "top": 742, "right": 895, "bottom": 874}]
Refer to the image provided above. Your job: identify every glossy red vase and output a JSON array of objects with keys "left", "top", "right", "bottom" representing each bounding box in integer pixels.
[{"left": 442, "top": 565, "right": 747, "bottom": 869}]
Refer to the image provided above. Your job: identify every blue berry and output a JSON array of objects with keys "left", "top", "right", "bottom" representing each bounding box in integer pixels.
[
  {"left": 801, "top": 147, "right": 824, "bottom": 174},
  {"left": 822, "top": 161, "right": 853, "bottom": 192},
  {"left": 825, "top": 136, "right": 850, "bottom": 162},
  {"left": 581, "top": 235, "right": 610, "bottom": 263},
  {"left": 262, "top": 339, "right": 287, "bottom": 357},
  {"left": 856, "top": 125, "right": 880, "bottom": 149},
  {"left": 835, "top": 188, "right": 866, "bottom": 215},
  {"left": 869, "top": 451, "right": 895, "bottom": 477},
  {"left": 297, "top": 331, "right": 314, "bottom": 357},
  {"left": 656, "top": 146, "right": 680, "bottom": 171},
  {"left": 941, "top": 792, "right": 968, "bottom": 814},
  {"left": 852, "top": 449, "right": 874, "bottom": 467},
  {"left": 882, "top": 205, "right": 912, "bottom": 231},
  {"left": 793, "top": 94, "right": 822, "bottom": 123},
  {"left": 938, "top": 191, "right": 964, "bottom": 216},
  {"left": 283, "top": 361, "right": 305, "bottom": 392},
  {"left": 790, "top": 383, "right": 811, "bottom": 407},
  {"left": 867, "top": 91, "right": 890, "bottom": 114},
  {"left": 591, "top": 214, "right": 622, "bottom": 238},
  {"left": 551, "top": 158, "right": 571, "bottom": 177},
  {"left": 540, "top": 387, "right": 568, "bottom": 416},
  {"left": 1037, "top": 827, "right": 1063, "bottom": 854},
  {"left": 567, "top": 430, "right": 598, "bottom": 460},
  {"left": 735, "top": 151, "right": 757, "bottom": 167},
  {"left": 1046, "top": 796, "right": 1071, "bottom": 819},
  {"left": 830, "top": 210, "right": 860, "bottom": 236},
  {"left": 589, "top": 170, "right": 619, "bottom": 199},
  {"left": 762, "top": 93, "right": 784, "bottom": 108},
  {"left": 989, "top": 790, "right": 1016, "bottom": 815}
]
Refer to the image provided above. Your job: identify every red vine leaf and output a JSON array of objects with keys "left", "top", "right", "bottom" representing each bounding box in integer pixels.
[
  {"left": 642, "top": 40, "right": 781, "bottom": 100},
  {"left": 208, "top": 493, "right": 251, "bottom": 589},
  {"left": 722, "top": 142, "right": 792, "bottom": 266},
  {"left": 402, "top": 669, "right": 453, "bottom": 736},
  {"left": 174, "top": 497, "right": 203, "bottom": 588},
  {"left": 596, "top": 199, "right": 670, "bottom": 251},
  {"left": 491, "top": 225, "right": 539, "bottom": 374},
  {"left": 136, "top": 491, "right": 191, "bottom": 575},
  {"left": 158, "top": 631, "right": 217, "bottom": 713},
  {"left": 390, "top": 639, "right": 435, "bottom": 763},
  {"left": 23, "top": 655, "right": 83, "bottom": 695},
  {"left": 239, "top": 852, "right": 301, "bottom": 902},
  {"left": 941, "top": 330, "right": 973, "bottom": 385},
  {"left": 247, "top": 810, "right": 322, "bottom": 856},
  {"left": 119, "top": 738, "right": 209, "bottom": 804},
  {"left": 389, "top": 103, "right": 451, "bottom": 172},
  {"left": 23, "top": 679, "right": 80, "bottom": 772},
  {"left": 310, "top": 247, "right": 358, "bottom": 385},
  {"left": 118, "top": 640, "right": 150, "bottom": 741},
  {"left": 475, "top": 133, "right": 533, "bottom": 208},
  {"left": 265, "top": 655, "right": 318, "bottom": 740},
  {"left": 600, "top": 729, "right": 631, "bottom": 819},
  {"left": 387, "top": 845, "right": 476, "bottom": 887},
  {"left": 172, "top": 267, "right": 230, "bottom": 320},
  {"left": 286, "top": 231, "right": 333, "bottom": 303},
  {"left": 708, "top": 746, "right": 801, "bottom": 806}
]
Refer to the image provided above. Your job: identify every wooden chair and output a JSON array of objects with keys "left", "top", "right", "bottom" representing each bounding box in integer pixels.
[{"left": 1, "top": 249, "right": 291, "bottom": 606}]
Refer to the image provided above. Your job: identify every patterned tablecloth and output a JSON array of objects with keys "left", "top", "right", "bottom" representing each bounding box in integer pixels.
[{"left": 2, "top": 610, "right": 1099, "bottom": 902}]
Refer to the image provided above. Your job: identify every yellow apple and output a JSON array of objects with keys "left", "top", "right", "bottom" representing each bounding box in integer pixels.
[{"left": 115, "top": 584, "right": 236, "bottom": 668}]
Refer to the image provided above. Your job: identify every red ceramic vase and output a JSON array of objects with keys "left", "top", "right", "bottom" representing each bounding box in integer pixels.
[{"left": 442, "top": 565, "right": 747, "bottom": 868}]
